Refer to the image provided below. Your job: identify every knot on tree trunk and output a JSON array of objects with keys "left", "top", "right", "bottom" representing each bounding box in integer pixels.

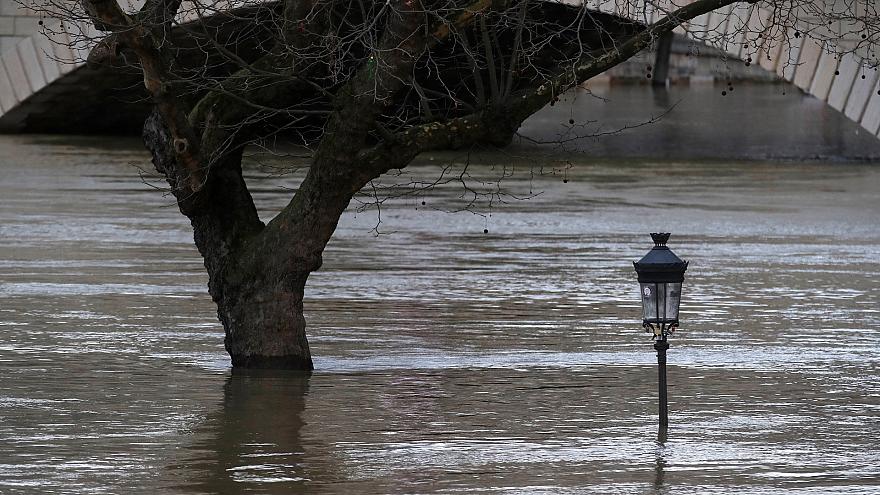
[
  {"left": 143, "top": 111, "right": 204, "bottom": 215},
  {"left": 173, "top": 137, "right": 189, "bottom": 154},
  {"left": 86, "top": 36, "right": 122, "bottom": 68}
]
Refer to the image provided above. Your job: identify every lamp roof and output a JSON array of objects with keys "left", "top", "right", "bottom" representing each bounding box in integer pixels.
[{"left": 633, "top": 232, "right": 688, "bottom": 282}]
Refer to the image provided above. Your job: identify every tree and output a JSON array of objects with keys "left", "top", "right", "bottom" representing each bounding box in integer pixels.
[{"left": 32, "top": 0, "right": 878, "bottom": 370}]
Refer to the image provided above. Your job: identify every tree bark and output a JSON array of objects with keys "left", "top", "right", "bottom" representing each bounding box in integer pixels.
[
  {"left": 144, "top": 110, "right": 315, "bottom": 370},
  {"left": 219, "top": 276, "right": 312, "bottom": 370}
]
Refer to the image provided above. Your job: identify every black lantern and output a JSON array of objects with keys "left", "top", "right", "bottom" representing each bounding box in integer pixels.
[
  {"left": 633, "top": 233, "right": 688, "bottom": 339},
  {"left": 633, "top": 232, "right": 688, "bottom": 428}
]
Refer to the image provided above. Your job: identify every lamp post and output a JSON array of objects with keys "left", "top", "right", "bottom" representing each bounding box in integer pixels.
[{"left": 633, "top": 233, "right": 688, "bottom": 427}]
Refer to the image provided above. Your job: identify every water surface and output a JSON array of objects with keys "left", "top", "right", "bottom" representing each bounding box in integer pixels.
[{"left": 0, "top": 85, "right": 879, "bottom": 494}]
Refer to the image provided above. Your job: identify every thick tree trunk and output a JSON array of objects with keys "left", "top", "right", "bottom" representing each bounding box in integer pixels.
[
  {"left": 217, "top": 275, "right": 313, "bottom": 370},
  {"left": 143, "top": 111, "right": 316, "bottom": 370}
]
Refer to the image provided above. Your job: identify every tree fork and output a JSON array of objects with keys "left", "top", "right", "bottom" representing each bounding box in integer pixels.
[{"left": 144, "top": 110, "right": 318, "bottom": 370}]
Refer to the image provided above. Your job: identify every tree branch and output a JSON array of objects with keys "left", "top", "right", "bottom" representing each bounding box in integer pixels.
[
  {"left": 310, "top": 0, "right": 430, "bottom": 167},
  {"left": 83, "top": 0, "right": 203, "bottom": 192},
  {"left": 136, "top": 0, "right": 184, "bottom": 28},
  {"left": 359, "top": 0, "right": 750, "bottom": 175}
]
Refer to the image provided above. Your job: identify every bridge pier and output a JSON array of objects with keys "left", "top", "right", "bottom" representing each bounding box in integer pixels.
[{"left": 652, "top": 31, "right": 674, "bottom": 87}]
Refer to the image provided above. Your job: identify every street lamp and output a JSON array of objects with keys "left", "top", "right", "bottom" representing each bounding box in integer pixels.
[{"left": 633, "top": 232, "right": 688, "bottom": 427}]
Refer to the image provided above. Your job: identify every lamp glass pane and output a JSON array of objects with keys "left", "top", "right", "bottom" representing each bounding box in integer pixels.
[
  {"left": 640, "top": 282, "right": 659, "bottom": 322},
  {"left": 664, "top": 282, "right": 682, "bottom": 322}
]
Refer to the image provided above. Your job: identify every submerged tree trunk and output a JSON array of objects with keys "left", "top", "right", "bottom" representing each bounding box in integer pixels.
[
  {"left": 143, "top": 111, "right": 324, "bottom": 370},
  {"left": 218, "top": 274, "right": 312, "bottom": 369},
  {"left": 142, "top": 102, "right": 373, "bottom": 370}
]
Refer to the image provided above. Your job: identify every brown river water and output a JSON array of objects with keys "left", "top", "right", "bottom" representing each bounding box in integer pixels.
[{"left": 0, "top": 85, "right": 879, "bottom": 494}]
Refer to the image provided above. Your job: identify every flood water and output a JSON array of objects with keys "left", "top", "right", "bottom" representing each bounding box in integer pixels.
[{"left": 1, "top": 85, "right": 879, "bottom": 494}]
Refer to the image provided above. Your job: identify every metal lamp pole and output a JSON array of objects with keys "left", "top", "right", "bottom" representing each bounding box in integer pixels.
[
  {"left": 633, "top": 233, "right": 688, "bottom": 429},
  {"left": 654, "top": 331, "right": 670, "bottom": 427}
]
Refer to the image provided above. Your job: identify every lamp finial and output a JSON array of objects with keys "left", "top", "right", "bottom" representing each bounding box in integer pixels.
[{"left": 650, "top": 232, "right": 671, "bottom": 246}]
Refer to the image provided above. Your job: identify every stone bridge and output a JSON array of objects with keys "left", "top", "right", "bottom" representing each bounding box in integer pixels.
[{"left": 0, "top": 0, "right": 877, "bottom": 137}]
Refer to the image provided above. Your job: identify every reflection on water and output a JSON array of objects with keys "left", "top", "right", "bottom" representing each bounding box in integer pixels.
[
  {"left": 655, "top": 427, "right": 669, "bottom": 494},
  {"left": 176, "top": 371, "right": 310, "bottom": 493},
  {"left": 1, "top": 85, "right": 879, "bottom": 493}
]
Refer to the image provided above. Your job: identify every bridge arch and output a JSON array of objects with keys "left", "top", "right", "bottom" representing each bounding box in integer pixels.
[{"left": 0, "top": 0, "right": 877, "bottom": 137}]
